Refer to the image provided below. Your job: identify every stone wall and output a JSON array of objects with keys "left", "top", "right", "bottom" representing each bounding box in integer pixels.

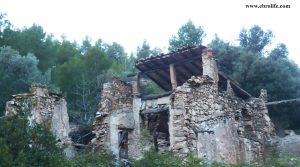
[
  {"left": 5, "top": 83, "right": 75, "bottom": 157},
  {"left": 92, "top": 75, "right": 275, "bottom": 163},
  {"left": 169, "top": 75, "right": 275, "bottom": 163},
  {"left": 91, "top": 77, "right": 143, "bottom": 159},
  {"left": 91, "top": 73, "right": 279, "bottom": 163}
]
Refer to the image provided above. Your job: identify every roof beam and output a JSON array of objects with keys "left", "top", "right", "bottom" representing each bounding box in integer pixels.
[
  {"left": 142, "top": 63, "right": 172, "bottom": 91},
  {"left": 148, "top": 58, "right": 186, "bottom": 88}
]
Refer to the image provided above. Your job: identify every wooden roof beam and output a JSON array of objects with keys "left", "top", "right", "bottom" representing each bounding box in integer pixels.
[{"left": 142, "top": 63, "right": 172, "bottom": 91}]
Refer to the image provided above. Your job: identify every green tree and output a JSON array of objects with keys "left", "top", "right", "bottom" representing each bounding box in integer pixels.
[
  {"left": 0, "top": 46, "right": 44, "bottom": 115},
  {"left": 208, "top": 35, "right": 242, "bottom": 75},
  {"left": 79, "top": 36, "right": 92, "bottom": 54},
  {"left": 104, "top": 42, "right": 126, "bottom": 64},
  {"left": 103, "top": 41, "right": 138, "bottom": 73},
  {"left": 239, "top": 25, "right": 274, "bottom": 53},
  {"left": 0, "top": 23, "right": 61, "bottom": 72},
  {"left": 136, "top": 40, "right": 152, "bottom": 59},
  {"left": 0, "top": 13, "right": 11, "bottom": 42},
  {"left": 169, "top": 20, "right": 205, "bottom": 51},
  {"left": 54, "top": 37, "right": 80, "bottom": 65},
  {"left": 210, "top": 35, "right": 300, "bottom": 100},
  {"left": 136, "top": 40, "right": 162, "bottom": 59},
  {"left": 269, "top": 43, "right": 288, "bottom": 60},
  {"left": 210, "top": 32, "right": 300, "bottom": 132},
  {"left": 125, "top": 52, "right": 137, "bottom": 73},
  {"left": 52, "top": 45, "right": 113, "bottom": 125}
]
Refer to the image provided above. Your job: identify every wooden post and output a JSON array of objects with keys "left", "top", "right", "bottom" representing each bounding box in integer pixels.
[
  {"left": 169, "top": 64, "right": 177, "bottom": 90},
  {"left": 136, "top": 72, "right": 141, "bottom": 96}
]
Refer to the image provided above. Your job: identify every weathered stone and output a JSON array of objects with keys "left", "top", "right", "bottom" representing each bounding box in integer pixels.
[
  {"left": 174, "top": 131, "right": 186, "bottom": 137},
  {"left": 179, "top": 147, "right": 189, "bottom": 154},
  {"left": 174, "top": 137, "right": 186, "bottom": 142},
  {"left": 90, "top": 48, "right": 282, "bottom": 164},
  {"left": 259, "top": 89, "right": 268, "bottom": 102},
  {"left": 173, "top": 141, "right": 187, "bottom": 150},
  {"left": 117, "top": 112, "right": 134, "bottom": 129},
  {"left": 5, "top": 83, "right": 75, "bottom": 158},
  {"left": 202, "top": 49, "right": 219, "bottom": 83},
  {"left": 173, "top": 109, "right": 185, "bottom": 116}
]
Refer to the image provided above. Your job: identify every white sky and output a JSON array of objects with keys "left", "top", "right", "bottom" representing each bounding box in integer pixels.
[{"left": 0, "top": 0, "right": 299, "bottom": 64}]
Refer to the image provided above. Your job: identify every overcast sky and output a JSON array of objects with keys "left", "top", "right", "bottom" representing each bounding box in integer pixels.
[{"left": 1, "top": 0, "right": 299, "bottom": 64}]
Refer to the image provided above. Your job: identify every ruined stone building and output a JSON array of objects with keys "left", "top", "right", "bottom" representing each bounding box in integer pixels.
[
  {"left": 5, "top": 84, "right": 75, "bottom": 157},
  {"left": 4, "top": 45, "right": 299, "bottom": 163},
  {"left": 91, "top": 46, "right": 276, "bottom": 163}
]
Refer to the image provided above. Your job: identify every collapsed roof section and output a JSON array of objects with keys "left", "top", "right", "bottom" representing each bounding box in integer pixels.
[
  {"left": 136, "top": 46, "right": 205, "bottom": 91},
  {"left": 135, "top": 45, "right": 252, "bottom": 99}
]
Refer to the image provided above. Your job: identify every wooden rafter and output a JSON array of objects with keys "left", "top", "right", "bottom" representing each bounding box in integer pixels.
[{"left": 266, "top": 98, "right": 300, "bottom": 106}]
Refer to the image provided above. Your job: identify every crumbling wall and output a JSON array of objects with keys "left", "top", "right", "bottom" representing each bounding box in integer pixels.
[
  {"left": 169, "top": 75, "right": 275, "bottom": 163},
  {"left": 91, "top": 77, "right": 143, "bottom": 159},
  {"left": 5, "top": 83, "right": 75, "bottom": 157},
  {"left": 92, "top": 73, "right": 275, "bottom": 163}
]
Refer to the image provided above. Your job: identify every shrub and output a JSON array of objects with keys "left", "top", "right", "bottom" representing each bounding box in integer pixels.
[
  {"left": 68, "top": 149, "right": 116, "bottom": 167},
  {"left": 0, "top": 114, "right": 67, "bottom": 167}
]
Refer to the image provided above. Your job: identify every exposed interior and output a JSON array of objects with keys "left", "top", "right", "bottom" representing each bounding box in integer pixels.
[{"left": 135, "top": 45, "right": 252, "bottom": 99}]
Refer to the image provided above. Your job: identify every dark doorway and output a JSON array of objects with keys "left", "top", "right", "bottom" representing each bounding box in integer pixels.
[{"left": 119, "top": 130, "right": 129, "bottom": 159}]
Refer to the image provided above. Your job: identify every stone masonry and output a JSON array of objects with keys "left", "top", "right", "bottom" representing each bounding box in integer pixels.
[
  {"left": 169, "top": 75, "right": 275, "bottom": 163},
  {"left": 4, "top": 46, "right": 298, "bottom": 163},
  {"left": 5, "top": 83, "right": 75, "bottom": 157},
  {"left": 91, "top": 77, "right": 143, "bottom": 159},
  {"left": 92, "top": 74, "right": 275, "bottom": 163},
  {"left": 91, "top": 47, "right": 277, "bottom": 163}
]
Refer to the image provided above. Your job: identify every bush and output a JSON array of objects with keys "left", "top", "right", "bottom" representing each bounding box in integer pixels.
[
  {"left": 133, "top": 151, "right": 184, "bottom": 167},
  {"left": 0, "top": 113, "right": 67, "bottom": 167},
  {"left": 68, "top": 149, "right": 116, "bottom": 167},
  {"left": 132, "top": 150, "right": 300, "bottom": 167}
]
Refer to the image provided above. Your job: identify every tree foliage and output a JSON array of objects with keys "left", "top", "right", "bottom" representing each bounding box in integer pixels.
[
  {"left": 239, "top": 25, "right": 274, "bottom": 53},
  {"left": 0, "top": 112, "right": 66, "bottom": 167},
  {"left": 105, "top": 42, "right": 126, "bottom": 62},
  {"left": 269, "top": 43, "right": 288, "bottom": 60},
  {"left": 169, "top": 20, "right": 205, "bottom": 51},
  {"left": 52, "top": 45, "right": 113, "bottom": 124},
  {"left": 136, "top": 40, "right": 162, "bottom": 60},
  {"left": 68, "top": 150, "right": 116, "bottom": 167},
  {"left": 0, "top": 46, "right": 44, "bottom": 115},
  {"left": 209, "top": 25, "right": 300, "bottom": 131}
]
